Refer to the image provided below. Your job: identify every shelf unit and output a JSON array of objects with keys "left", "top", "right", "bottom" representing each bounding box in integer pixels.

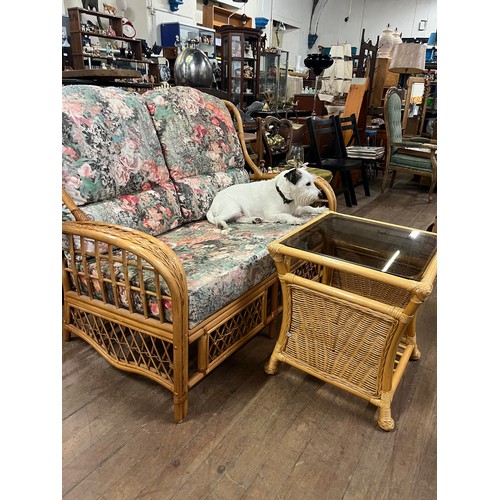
[
  {"left": 202, "top": 4, "right": 252, "bottom": 32},
  {"left": 67, "top": 7, "right": 157, "bottom": 81},
  {"left": 202, "top": 4, "right": 252, "bottom": 59},
  {"left": 220, "top": 26, "right": 261, "bottom": 109}
]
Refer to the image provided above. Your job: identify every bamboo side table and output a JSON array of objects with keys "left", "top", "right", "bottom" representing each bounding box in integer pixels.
[{"left": 265, "top": 211, "right": 437, "bottom": 430}]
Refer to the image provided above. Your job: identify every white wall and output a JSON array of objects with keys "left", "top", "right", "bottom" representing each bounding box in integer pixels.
[
  {"left": 62, "top": 0, "right": 437, "bottom": 63},
  {"left": 313, "top": 0, "right": 437, "bottom": 52}
]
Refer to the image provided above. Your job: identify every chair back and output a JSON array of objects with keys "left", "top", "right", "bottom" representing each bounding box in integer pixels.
[
  {"left": 257, "top": 116, "right": 294, "bottom": 168},
  {"left": 338, "top": 113, "right": 362, "bottom": 147},
  {"left": 384, "top": 87, "right": 404, "bottom": 150},
  {"left": 306, "top": 116, "right": 343, "bottom": 168}
]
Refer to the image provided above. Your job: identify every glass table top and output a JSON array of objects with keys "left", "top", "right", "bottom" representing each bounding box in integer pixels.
[{"left": 279, "top": 212, "right": 437, "bottom": 280}]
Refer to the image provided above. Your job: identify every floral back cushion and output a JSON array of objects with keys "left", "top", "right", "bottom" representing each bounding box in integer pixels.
[
  {"left": 142, "top": 86, "right": 249, "bottom": 222},
  {"left": 62, "top": 85, "right": 183, "bottom": 235}
]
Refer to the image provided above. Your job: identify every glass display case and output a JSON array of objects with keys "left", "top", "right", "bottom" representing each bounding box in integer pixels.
[
  {"left": 260, "top": 49, "right": 289, "bottom": 104},
  {"left": 220, "top": 26, "right": 261, "bottom": 109},
  {"left": 160, "top": 22, "right": 216, "bottom": 60}
]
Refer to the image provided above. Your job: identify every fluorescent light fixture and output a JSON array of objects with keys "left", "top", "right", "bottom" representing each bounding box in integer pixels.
[{"left": 382, "top": 250, "right": 400, "bottom": 273}]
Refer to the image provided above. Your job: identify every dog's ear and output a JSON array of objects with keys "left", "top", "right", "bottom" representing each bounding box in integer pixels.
[{"left": 284, "top": 168, "right": 302, "bottom": 185}]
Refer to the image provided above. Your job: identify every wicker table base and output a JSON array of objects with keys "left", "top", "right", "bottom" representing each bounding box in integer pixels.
[{"left": 265, "top": 211, "right": 437, "bottom": 430}]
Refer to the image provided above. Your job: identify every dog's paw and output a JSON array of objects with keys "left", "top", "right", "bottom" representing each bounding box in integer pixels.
[
  {"left": 314, "top": 206, "right": 329, "bottom": 213},
  {"left": 252, "top": 217, "right": 263, "bottom": 224}
]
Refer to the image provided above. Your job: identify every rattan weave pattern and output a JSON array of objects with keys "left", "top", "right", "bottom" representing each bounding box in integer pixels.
[
  {"left": 284, "top": 285, "right": 398, "bottom": 398},
  {"left": 69, "top": 308, "right": 175, "bottom": 385},
  {"left": 329, "top": 269, "right": 412, "bottom": 309},
  {"left": 208, "top": 295, "right": 264, "bottom": 362}
]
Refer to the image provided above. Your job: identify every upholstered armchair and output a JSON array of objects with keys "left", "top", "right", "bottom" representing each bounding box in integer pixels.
[{"left": 381, "top": 87, "right": 437, "bottom": 202}]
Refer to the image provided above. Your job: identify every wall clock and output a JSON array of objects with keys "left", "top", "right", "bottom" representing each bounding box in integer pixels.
[{"left": 121, "top": 18, "right": 136, "bottom": 38}]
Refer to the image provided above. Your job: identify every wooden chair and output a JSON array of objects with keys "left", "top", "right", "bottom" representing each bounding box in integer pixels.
[
  {"left": 257, "top": 115, "right": 294, "bottom": 169},
  {"left": 381, "top": 87, "right": 437, "bottom": 202},
  {"left": 306, "top": 115, "right": 369, "bottom": 207},
  {"left": 339, "top": 113, "right": 385, "bottom": 181}
]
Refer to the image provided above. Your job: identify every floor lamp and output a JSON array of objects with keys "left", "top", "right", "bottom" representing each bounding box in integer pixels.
[
  {"left": 389, "top": 43, "right": 426, "bottom": 90},
  {"left": 389, "top": 43, "right": 426, "bottom": 134}
]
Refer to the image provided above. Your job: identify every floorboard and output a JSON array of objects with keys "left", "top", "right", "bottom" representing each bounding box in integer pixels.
[{"left": 62, "top": 173, "right": 438, "bottom": 499}]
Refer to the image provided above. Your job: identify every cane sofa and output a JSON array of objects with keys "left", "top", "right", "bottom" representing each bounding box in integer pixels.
[{"left": 62, "top": 84, "right": 336, "bottom": 422}]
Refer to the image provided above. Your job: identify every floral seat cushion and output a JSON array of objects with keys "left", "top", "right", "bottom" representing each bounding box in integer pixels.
[
  {"left": 62, "top": 85, "right": 183, "bottom": 235},
  {"left": 143, "top": 87, "right": 249, "bottom": 222},
  {"left": 72, "top": 219, "right": 318, "bottom": 329}
]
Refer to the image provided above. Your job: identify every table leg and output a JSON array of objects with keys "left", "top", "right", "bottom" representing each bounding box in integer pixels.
[
  {"left": 377, "top": 391, "right": 395, "bottom": 431},
  {"left": 406, "top": 315, "right": 421, "bottom": 360}
]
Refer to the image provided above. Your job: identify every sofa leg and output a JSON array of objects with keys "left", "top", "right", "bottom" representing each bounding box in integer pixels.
[
  {"left": 173, "top": 393, "right": 188, "bottom": 423},
  {"left": 62, "top": 326, "right": 71, "bottom": 342},
  {"left": 62, "top": 301, "right": 71, "bottom": 341}
]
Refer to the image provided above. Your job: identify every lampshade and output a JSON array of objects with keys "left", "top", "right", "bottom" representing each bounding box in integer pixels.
[{"left": 389, "top": 43, "right": 426, "bottom": 74}]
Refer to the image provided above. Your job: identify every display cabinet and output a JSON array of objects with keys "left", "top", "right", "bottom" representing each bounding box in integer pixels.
[
  {"left": 160, "top": 22, "right": 216, "bottom": 60},
  {"left": 220, "top": 26, "right": 261, "bottom": 109},
  {"left": 260, "top": 49, "right": 289, "bottom": 104}
]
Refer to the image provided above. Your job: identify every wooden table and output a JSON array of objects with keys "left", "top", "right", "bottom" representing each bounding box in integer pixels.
[{"left": 265, "top": 211, "right": 437, "bottom": 430}]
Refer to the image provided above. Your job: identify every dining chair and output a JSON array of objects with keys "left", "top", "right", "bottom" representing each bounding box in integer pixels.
[
  {"left": 338, "top": 113, "right": 385, "bottom": 180},
  {"left": 381, "top": 87, "right": 437, "bottom": 202},
  {"left": 306, "top": 115, "right": 369, "bottom": 207},
  {"left": 257, "top": 115, "right": 294, "bottom": 169}
]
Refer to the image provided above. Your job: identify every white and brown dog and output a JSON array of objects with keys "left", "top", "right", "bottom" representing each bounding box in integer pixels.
[{"left": 207, "top": 167, "right": 327, "bottom": 229}]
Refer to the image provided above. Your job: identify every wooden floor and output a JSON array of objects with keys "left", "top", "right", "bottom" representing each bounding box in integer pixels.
[{"left": 62, "top": 173, "right": 438, "bottom": 500}]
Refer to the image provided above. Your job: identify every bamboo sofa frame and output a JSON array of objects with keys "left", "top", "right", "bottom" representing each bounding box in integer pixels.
[{"left": 62, "top": 85, "right": 336, "bottom": 423}]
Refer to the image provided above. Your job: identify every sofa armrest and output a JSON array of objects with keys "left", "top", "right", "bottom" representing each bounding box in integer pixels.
[
  {"left": 62, "top": 188, "right": 92, "bottom": 221},
  {"left": 62, "top": 220, "right": 188, "bottom": 330},
  {"left": 314, "top": 176, "right": 337, "bottom": 211},
  {"left": 223, "top": 99, "right": 265, "bottom": 180}
]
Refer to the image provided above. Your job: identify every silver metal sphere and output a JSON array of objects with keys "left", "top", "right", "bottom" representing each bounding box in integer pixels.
[{"left": 173, "top": 48, "right": 213, "bottom": 88}]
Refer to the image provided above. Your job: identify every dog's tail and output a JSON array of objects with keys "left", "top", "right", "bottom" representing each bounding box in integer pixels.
[
  {"left": 206, "top": 209, "right": 228, "bottom": 229},
  {"left": 206, "top": 209, "right": 215, "bottom": 225}
]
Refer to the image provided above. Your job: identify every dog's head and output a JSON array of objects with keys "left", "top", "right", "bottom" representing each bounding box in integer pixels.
[{"left": 278, "top": 167, "right": 321, "bottom": 206}]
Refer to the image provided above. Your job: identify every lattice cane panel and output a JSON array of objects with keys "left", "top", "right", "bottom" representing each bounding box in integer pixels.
[
  {"left": 293, "top": 260, "right": 322, "bottom": 281},
  {"left": 208, "top": 295, "right": 265, "bottom": 363},
  {"left": 70, "top": 308, "right": 175, "bottom": 385}
]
